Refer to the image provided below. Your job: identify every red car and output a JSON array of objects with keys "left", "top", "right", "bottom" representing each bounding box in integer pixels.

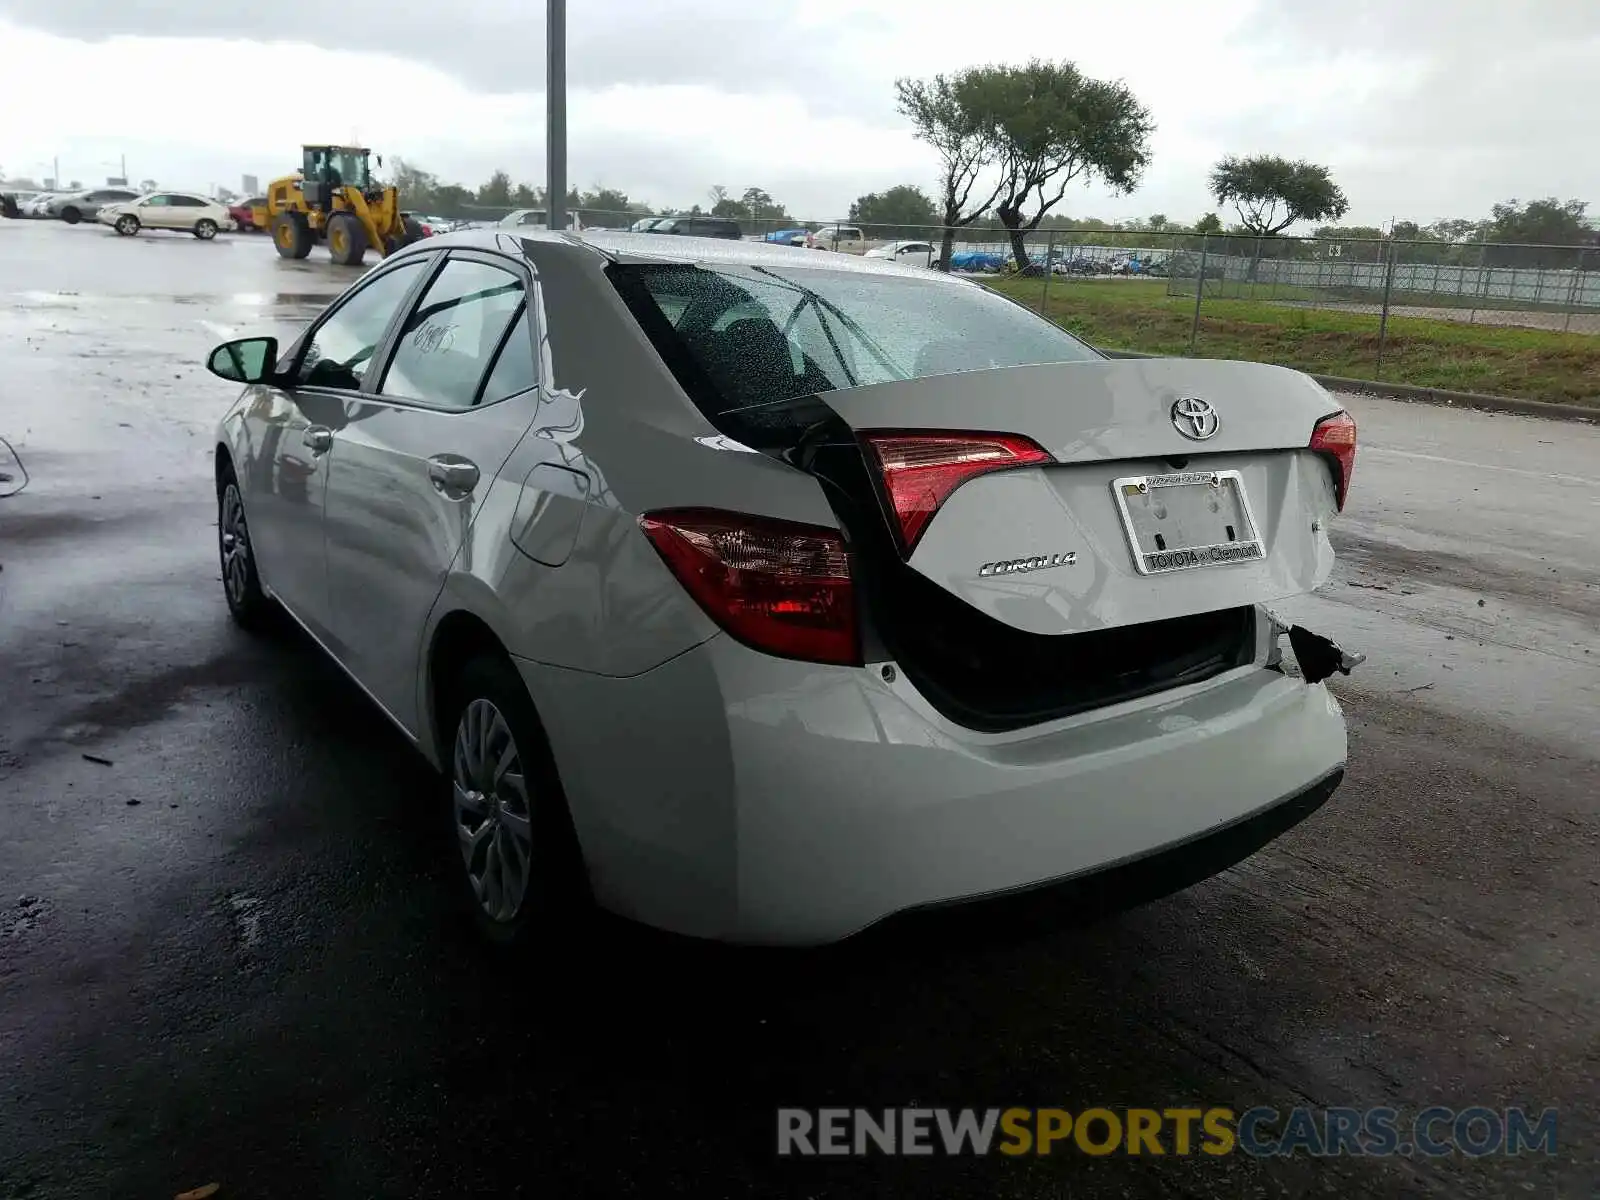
[{"left": 229, "top": 197, "right": 267, "bottom": 231}]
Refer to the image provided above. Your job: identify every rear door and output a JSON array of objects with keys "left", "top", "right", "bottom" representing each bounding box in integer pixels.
[
  {"left": 169, "top": 194, "right": 207, "bottom": 228},
  {"left": 320, "top": 250, "right": 543, "bottom": 735}
]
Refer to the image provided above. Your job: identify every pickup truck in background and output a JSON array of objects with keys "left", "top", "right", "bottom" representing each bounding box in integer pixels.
[{"left": 810, "top": 224, "right": 870, "bottom": 254}]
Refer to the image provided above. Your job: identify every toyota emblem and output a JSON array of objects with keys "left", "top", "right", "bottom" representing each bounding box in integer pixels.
[{"left": 1171, "top": 396, "right": 1220, "bottom": 440}]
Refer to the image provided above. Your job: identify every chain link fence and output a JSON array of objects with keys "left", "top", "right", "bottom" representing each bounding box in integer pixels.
[{"left": 418, "top": 208, "right": 1599, "bottom": 394}]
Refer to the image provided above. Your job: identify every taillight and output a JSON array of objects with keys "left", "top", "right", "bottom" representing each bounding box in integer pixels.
[
  {"left": 639, "top": 508, "right": 859, "bottom": 666},
  {"left": 859, "top": 431, "right": 1054, "bottom": 555},
  {"left": 1309, "top": 410, "right": 1357, "bottom": 511}
]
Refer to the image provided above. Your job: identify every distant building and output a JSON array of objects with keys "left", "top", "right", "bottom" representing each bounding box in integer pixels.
[{"left": 242, "top": 174, "right": 260, "bottom": 195}]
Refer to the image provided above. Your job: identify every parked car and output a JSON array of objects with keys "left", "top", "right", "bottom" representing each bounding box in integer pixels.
[
  {"left": 762, "top": 227, "right": 811, "bottom": 245},
  {"left": 17, "top": 192, "right": 66, "bottom": 218},
  {"left": 949, "top": 249, "right": 1006, "bottom": 272},
  {"left": 646, "top": 215, "right": 742, "bottom": 239},
  {"left": 629, "top": 216, "right": 666, "bottom": 232},
  {"left": 228, "top": 196, "right": 269, "bottom": 231},
  {"left": 415, "top": 215, "right": 462, "bottom": 235},
  {"left": 497, "top": 209, "right": 583, "bottom": 232},
  {"left": 48, "top": 187, "right": 142, "bottom": 224},
  {"left": 0, "top": 189, "right": 42, "bottom": 218},
  {"left": 97, "top": 192, "right": 234, "bottom": 239},
  {"left": 865, "top": 240, "right": 937, "bottom": 268},
  {"left": 201, "top": 229, "right": 1359, "bottom": 947}
]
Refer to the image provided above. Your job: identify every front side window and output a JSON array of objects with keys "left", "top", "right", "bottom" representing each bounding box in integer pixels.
[
  {"left": 332, "top": 150, "right": 369, "bottom": 189},
  {"left": 143, "top": 195, "right": 170, "bottom": 207},
  {"left": 296, "top": 259, "right": 427, "bottom": 390},
  {"left": 612, "top": 262, "right": 1102, "bottom": 418},
  {"left": 380, "top": 258, "right": 526, "bottom": 409}
]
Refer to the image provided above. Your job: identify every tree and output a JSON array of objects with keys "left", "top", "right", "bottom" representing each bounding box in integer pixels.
[
  {"left": 708, "top": 185, "right": 728, "bottom": 210},
  {"left": 1209, "top": 155, "right": 1349, "bottom": 236},
  {"left": 1430, "top": 218, "right": 1484, "bottom": 244},
  {"left": 711, "top": 195, "right": 749, "bottom": 219},
  {"left": 580, "top": 187, "right": 635, "bottom": 225},
  {"left": 1147, "top": 213, "right": 1168, "bottom": 231},
  {"left": 511, "top": 182, "right": 538, "bottom": 207},
  {"left": 958, "top": 61, "right": 1154, "bottom": 272},
  {"left": 1484, "top": 198, "right": 1594, "bottom": 267},
  {"left": 1194, "top": 212, "right": 1223, "bottom": 235},
  {"left": 388, "top": 158, "right": 442, "bottom": 212},
  {"left": 849, "top": 184, "right": 938, "bottom": 235},
  {"left": 739, "top": 187, "right": 788, "bottom": 223},
  {"left": 895, "top": 71, "right": 1007, "bottom": 271},
  {"left": 477, "top": 169, "right": 512, "bottom": 207}
]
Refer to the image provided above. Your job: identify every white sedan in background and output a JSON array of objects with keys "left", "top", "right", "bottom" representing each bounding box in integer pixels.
[
  {"left": 865, "top": 240, "right": 938, "bottom": 268},
  {"left": 98, "top": 192, "right": 235, "bottom": 240}
]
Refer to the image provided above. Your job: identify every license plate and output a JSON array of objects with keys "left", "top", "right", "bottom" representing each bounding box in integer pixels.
[{"left": 1110, "top": 469, "right": 1265, "bottom": 575}]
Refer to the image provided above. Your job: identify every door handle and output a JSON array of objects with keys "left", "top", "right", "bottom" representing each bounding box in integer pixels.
[
  {"left": 427, "top": 455, "right": 480, "bottom": 497},
  {"left": 302, "top": 425, "right": 332, "bottom": 454}
]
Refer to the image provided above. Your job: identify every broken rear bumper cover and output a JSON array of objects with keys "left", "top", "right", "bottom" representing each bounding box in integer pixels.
[{"left": 519, "top": 611, "right": 1353, "bottom": 946}]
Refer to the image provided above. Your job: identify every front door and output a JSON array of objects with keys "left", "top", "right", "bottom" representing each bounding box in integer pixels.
[
  {"left": 138, "top": 194, "right": 175, "bottom": 228},
  {"left": 321, "top": 252, "right": 540, "bottom": 734},
  {"left": 249, "top": 255, "right": 434, "bottom": 642}
]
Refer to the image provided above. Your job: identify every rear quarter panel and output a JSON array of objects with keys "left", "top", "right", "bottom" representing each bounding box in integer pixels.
[{"left": 423, "top": 237, "right": 843, "bottom": 679}]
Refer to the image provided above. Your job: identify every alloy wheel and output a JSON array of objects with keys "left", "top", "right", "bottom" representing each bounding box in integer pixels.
[
  {"left": 452, "top": 698, "right": 534, "bottom": 924},
  {"left": 219, "top": 483, "right": 252, "bottom": 607}
]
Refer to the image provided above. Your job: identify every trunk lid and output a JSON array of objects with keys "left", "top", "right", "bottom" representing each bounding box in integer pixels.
[{"left": 825, "top": 358, "right": 1345, "bottom": 636}]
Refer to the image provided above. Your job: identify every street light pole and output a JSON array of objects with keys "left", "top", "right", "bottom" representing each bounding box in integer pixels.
[{"left": 546, "top": 0, "right": 566, "bottom": 232}]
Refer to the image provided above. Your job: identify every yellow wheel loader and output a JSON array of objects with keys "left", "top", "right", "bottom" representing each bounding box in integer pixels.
[{"left": 264, "top": 146, "right": 424, "bottom": 266}]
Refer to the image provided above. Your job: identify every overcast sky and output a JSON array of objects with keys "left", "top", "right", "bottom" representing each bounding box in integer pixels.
[{"left": 1, "top": 0, "right": 1595, "bottom": 228}]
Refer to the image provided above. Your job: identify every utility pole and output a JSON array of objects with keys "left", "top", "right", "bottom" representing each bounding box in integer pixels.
[{"left": 546, "top": 0, "right": 567, "bottom": 232}]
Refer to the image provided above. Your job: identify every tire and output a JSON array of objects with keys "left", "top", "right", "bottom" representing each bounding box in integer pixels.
[
  {"left": 114, "top": 214, "right": 140, "bottom": 236},
  {"left": 217, "top": 466, "right": 274, "bottom": 631},
  {"left": 326, "top": 212, "right": 367, "bottom": 266},
  {"left": 194, "top": 218, "right": 218, "bottom": 240},
  {"left": 442, "top": 655, "right": 590, "bottom": 948},
  {"left": 271, "top": 211, "right": 312, "bottom": 260},
  {"left": 61, "top": 206, "right": 82, "bottom": 225}
]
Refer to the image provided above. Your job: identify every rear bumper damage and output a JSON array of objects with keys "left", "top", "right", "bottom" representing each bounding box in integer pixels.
[{"left": 519, "top": 606, "right": 1355, "bottom": 945}]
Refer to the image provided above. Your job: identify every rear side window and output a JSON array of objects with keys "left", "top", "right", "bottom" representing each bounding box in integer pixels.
[
  {"left": 381, "top": 258, "right": 525, "bottom": 409},
  {"left": 609, "top": 263, "right": 1101, "bottom": 418},
  {"left": 479, "top": 306, "right": 537, "bottom": 403}
]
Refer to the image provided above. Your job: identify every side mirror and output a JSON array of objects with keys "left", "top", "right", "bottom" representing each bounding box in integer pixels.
[{"left": 207, "top": 336, "right": 280, "bottom": 385}]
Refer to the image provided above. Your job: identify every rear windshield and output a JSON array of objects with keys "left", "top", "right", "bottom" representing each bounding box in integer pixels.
[{"left": 611, "top": 262, "right": 1102, "bottom": 419}]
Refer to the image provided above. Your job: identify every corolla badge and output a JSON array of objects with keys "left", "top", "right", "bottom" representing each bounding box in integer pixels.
[
  {"left": 978, "top": 552, "right": 1077, "bottom": 578},
  {"left": 1171, "top": 395, "right": 1220, "bottom": 440}
]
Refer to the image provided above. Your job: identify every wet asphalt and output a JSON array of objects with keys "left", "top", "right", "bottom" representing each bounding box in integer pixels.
[{"left": 0, "top": 219, "right": 1596, "bottom": 1199}]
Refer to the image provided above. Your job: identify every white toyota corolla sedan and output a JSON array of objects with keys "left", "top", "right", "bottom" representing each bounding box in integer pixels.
[{"left": 205, "top": 230, "right": 1360, "bottom": 946}]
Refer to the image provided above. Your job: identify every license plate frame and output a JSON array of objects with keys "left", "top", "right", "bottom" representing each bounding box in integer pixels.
[{"left": 1110, "top": 469, "right": 1266, "bottom": 576}]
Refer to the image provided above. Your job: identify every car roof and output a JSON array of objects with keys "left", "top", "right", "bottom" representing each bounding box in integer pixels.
[{"left": 410, "top": 228, "right": 971, "bottom": 283}]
